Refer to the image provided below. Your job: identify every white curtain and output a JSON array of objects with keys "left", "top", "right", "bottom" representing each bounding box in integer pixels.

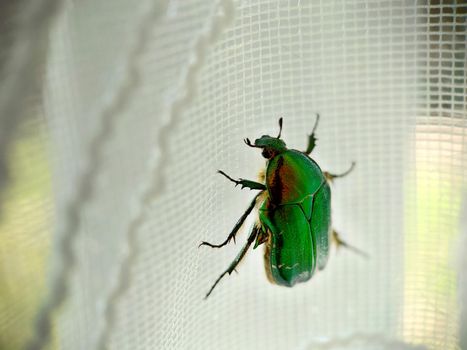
[{"left": 0, "top": 1, "right": 466, "bottom": 349}]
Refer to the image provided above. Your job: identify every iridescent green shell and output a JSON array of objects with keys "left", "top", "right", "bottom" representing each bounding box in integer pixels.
[{"left": 259, "top": 150, "right": 331, "bottom": 286}]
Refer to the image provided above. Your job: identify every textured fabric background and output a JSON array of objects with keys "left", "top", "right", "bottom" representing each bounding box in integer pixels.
[{"left": 0, "top": 1, "right": 466, "bottom": 350}]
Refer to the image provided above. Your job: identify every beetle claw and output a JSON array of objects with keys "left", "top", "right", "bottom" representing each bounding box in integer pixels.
[
  {"left": 199, "top": 241, "right": 223, "bottom": 248},
  {"left": 198, "top": 235, "right": 235, "bottom": 249}
]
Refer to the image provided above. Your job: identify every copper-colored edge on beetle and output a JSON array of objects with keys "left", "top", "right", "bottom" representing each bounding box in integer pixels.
[{"left": 263, "top": 231, "right": 275, "bottom": 284}]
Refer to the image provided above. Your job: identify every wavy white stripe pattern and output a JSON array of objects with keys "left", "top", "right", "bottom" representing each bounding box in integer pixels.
[
  {"left": 94, "top": 1, "right": 235, "bottom": 349},
  {"left": 26, "top": 1, "right": 170, "bottom": 349}
]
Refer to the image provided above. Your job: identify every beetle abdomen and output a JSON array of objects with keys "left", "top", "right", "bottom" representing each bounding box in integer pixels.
[{"left": 266, "top": 150, "right": 324, "bottom": 205}]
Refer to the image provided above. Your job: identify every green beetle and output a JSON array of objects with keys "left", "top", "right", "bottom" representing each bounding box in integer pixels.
[{"left": 200, "top": 116, "right": 363, "bottom": 298}]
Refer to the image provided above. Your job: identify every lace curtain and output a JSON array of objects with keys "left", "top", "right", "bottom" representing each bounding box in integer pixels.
[{"left": 0, "top": 1, "right": 466, "bottom": 349}]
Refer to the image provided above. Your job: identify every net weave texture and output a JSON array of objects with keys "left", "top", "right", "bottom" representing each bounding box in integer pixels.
[{"left": 0, "top": 1, "right": 466, "bottom": 350}]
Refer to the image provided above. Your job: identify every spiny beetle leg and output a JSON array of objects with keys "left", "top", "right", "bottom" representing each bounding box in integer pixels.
[
  {"left": 324, "top": 161, "right": 356, "bottom": 183},
  {"left": 332, "top": 229, "right": 369, "bottom": 259},
  {"left": 218, "top": 170, "right": 266, "bottom": 191},
  {"left": 199, "top": 192, "right": 263, "bottom": 249},
  {"left": 205, "top": 226, "right": 259, "bottom": 299},
  {"left": 304, "top": 113, "right": 320, "bottom": 155}
]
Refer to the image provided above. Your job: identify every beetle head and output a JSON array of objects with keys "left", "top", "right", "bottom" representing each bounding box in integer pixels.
[{"left": 244, "top": 118, "right": 287, "bottom": 159}]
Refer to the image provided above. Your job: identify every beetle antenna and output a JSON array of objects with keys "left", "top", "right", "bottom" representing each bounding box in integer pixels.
[{"left": 277, "top": 118, "right": 283, "bottom": 138}]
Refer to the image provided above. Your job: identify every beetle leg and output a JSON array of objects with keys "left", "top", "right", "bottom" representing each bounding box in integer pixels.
[
  {"left": 204, "top": 225, "right": 260, "bottom": 299},
  {"left": 324, "top": 162, "right": 356, "bottom": 183},
  {"left": 218, "top": 170, "right": 266, "bottom": 190},
  {"left": 332, "top": 229, "right": 369, "bottom": 258},
  {"left": 253, "top": 226, "right": 269, "bottom": 249},
  {"left": 304, "top": 113, "right": 320, "bottom": 154},
  {"left": 199, "top": 192, "right": 263, "bottom": 249}
]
